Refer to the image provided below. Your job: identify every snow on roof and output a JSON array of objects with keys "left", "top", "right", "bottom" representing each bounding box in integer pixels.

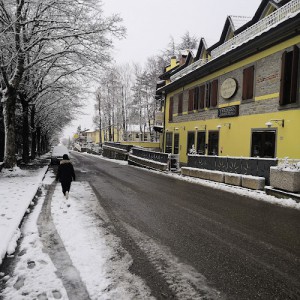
[{"left": 229, "top": 15, "right": 252, "bottom": 31}]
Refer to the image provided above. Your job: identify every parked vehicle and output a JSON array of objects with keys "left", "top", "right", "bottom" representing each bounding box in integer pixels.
[{"left": 50, "top": 145, "right": 69, "bottom": 165}]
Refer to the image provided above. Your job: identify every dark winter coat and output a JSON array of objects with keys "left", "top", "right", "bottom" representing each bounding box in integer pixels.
[{"left": 56, "top": 160, "right": 76, "bottom": 182}]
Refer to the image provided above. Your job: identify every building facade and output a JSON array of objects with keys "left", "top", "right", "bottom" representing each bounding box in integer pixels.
[{"left": 157, "top": 0, "right": 300, "bottom": 165}]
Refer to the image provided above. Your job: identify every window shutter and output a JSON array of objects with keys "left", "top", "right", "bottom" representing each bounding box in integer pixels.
[
  {"left": 279, "top": 51, "right": 287, "bottom": 105},
  {"left": 178, "top": 93, "right": 183, "bottom": 114},
  {"left": 211, "top": 80, "right": 218, "bottom": 107},
  {"left": 169, "top": 97, "right": 173, "bottom": 122},
  {"left": 242, "top": 66, "right": 254, "bottom": 100},
  {"left": 194, "top": 87, "right": 199, "bottom": 110},
  {"left": 188, "top": 89, "right": 194, "bottom": 112},
  {"left": 247, "top": 66, "right": 254, "bottom": 99},
  {"left": 205, "top": 83, "right": 211, "bottom": 108},
  {"left": 291, "top": 45, "right": 299, "bottom": 103},
  {"left": 199, "top": 85, "right": 205, "bottom": 109}
]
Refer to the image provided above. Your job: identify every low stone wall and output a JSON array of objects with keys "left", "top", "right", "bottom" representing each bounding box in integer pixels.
[
  {"left": 225, "top": 173, "right": 242, "bottom": 186},
  {"left": 102, "top": 145, "right": 128, "bottom": 161},
  {"left": 242, "top": 175, "right": 265, "bottom": 190},
  {"left": 181, "top": 167, "right": 265, "bottom": 190},
  {"left": 128, "top": 154, "right": 168, "bottom": 171}
]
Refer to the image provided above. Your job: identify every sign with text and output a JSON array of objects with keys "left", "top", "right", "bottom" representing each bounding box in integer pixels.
[
  {"left": 218, "top": 105, "right": 239, "bottom": 118},
  {"left": 220, "top": 78, "right": 237, "bottom": 99}
]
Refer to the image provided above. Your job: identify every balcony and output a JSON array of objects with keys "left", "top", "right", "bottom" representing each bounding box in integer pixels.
[{"left": 170, "top": 0, "right": 300, "bottom": 82}]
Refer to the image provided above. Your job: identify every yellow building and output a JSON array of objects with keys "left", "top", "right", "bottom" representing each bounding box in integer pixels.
[{"left": 157, "top": 0, "right": 300, "bottom": 165}]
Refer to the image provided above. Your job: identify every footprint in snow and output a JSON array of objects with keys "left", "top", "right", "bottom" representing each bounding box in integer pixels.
[
  {"left": 52, "top": 290, "right": 62, "bottom": 299},
  {"left": 13, "top": 276, "right": 25, "bottom": 290},
  {"left": 37, "top": 292, "right": 48, "bottom": 300},
  {"left": 18, "top": 249, "right": 27, "bottom": 256},
  {"left": 27, "top": 261, "right": 36, "bottom": 269}
]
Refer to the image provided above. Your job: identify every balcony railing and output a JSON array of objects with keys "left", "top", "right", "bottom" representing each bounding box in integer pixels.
[{"left": 170, "top": 0, "right": 300, "bottom": 82}]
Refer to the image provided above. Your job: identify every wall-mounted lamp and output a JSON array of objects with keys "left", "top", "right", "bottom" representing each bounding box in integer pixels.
[
  {"left": 174, "top": 127, "right": 179, "bottom": 131},
  {"left": 217, "top": 123, "right": 231, "bottom": 129},
  {"left": 265, "top": 119, "right": 284, "bottom": 128},
  {"left": 195, "top": 124, "right": 206, "bottom": 130}
]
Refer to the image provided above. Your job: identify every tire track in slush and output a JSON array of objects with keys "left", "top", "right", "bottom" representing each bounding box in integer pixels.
[
  {"left": 37, "top": 182, "right": 90, "bottom": 300},
  {"left": 122, "top": 222, "right": 225, "bottom": 300}
]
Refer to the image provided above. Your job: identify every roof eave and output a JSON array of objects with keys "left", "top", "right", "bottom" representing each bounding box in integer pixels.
[{"left": 158, "top": 15, "right": 300, "bottom": 94}]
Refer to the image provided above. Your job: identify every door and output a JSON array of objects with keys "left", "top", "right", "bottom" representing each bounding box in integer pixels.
[
  {"left": 174, "top": 133, "right": 180, "bottom": 154},
  {"left": 165, "top": 132, "right": 173, "bottom": 153}
]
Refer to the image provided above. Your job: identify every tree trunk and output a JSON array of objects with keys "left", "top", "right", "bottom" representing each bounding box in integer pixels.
[
  {"left": 21, "top": 100, "right": 30, "bottom": 163},
  {"left": 3, "top": 89, "right": 17, "bottom": 168},
  {"left": 37, "top": 126, "right": 41, "bottom": 156},
  {"left": 31, "top": 106, "right": 36, "bottom": 159},
  {"left": 0, "top": 103, "right": 4, "bottom": 162}
]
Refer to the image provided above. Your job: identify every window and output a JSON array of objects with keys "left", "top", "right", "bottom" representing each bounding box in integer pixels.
[
  {"left": 194, "top": 87, "right": 199, "bottom": 110},
  {"left": 208, "top": 131, "right": 219, "bottom": 155},
  {"left": 242, "top": 65, "right": 254, "bottom": 100},
  {"left": 280, "top": 46, "right": 299, "bottom": 105},
  {"left": 169, "top": 97, "right": 173, "bottom": 122},
  {"left": 203, "top": 80, "right": 218, "bottom": 108},
  {"left": 165, "top": 132, "right": 173, "bottom": 153},
  {"left": 178, "top": 93, "right": 183, "bottom": 115},
  {"left": 187, "top": 131, "right": 195, "bottom": 154},
  {"left": 211, "top": 79, "right": 218, "bottom": 107},
  {"left": 174, "top": 133, "right": 180, "bottom": 154},
  {"left": 196, "top": 131, "right": 206, "bottom": 155},
  {"left": 199, "top": 85, "right": 205, "bottom": 109},
  {"left": 188, "top": 89, "right": 194, "bottom": 112},
  {"left": 205, "top": 83, "right": 211, "bottom": 108},
  {"left": 251, "top": 130, "right": 276, "bottom": 158}
]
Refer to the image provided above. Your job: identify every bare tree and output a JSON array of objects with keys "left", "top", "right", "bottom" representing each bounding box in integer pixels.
[{"left": 0, "top": 0, "right": 125, "bottom": 168}]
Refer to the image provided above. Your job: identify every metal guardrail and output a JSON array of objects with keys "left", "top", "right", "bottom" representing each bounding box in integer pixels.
[
  {"left": 170, "top": 0, "right": 300, "bottom": 82},
  {"left": 131, "top": 148, "right": 169, "bottom": 164},
  {"left": 104, "top": 142, "right": 133, "bottom": 152}
]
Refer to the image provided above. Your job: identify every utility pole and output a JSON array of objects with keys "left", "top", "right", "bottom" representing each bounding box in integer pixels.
[{"left": 97, "top": 92, "right": 102, "bottom": 146}]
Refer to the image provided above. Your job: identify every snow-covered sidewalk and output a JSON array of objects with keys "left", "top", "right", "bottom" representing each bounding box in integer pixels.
[
  {"left": 0, "top": 165, "right": 48, "bottom": 265},
  {"left": 1, "top": 169, "right": 153, "bottom": 299}
]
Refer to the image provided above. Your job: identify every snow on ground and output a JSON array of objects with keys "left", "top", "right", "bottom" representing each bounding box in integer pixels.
[
  {"left": 1, "top": 175, "right": 68, "bottom": 300},
  {"left": 0, "top": 152, "right": 299, "bottom": 299},
  {"left": 51, "top": 179, "right": 153, "bottom": 300},
  {"left": 0, "top": 166, "right": 48, "bottom": 265}
]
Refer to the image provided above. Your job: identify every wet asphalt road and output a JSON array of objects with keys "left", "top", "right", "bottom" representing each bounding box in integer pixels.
[{"left": 71, "top": 151, "right": 300, "bottom": 300}]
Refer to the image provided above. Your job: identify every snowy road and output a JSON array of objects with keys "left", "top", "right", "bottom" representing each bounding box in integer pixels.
[
  {"left": 70, "top": 151, "right": 300, "bottom": 300},
  {"left": 1, "top": 152, "right": 299, "bottom": 299}
]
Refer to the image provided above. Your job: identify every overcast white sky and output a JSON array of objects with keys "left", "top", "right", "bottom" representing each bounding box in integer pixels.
[{"left": 62, "top": 0, "right": 261, "bottom": 139}]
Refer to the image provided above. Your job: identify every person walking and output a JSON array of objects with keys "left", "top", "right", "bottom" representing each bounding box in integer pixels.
[{"left": 56, "top": 154, "right": 76, "bottom": 199}]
